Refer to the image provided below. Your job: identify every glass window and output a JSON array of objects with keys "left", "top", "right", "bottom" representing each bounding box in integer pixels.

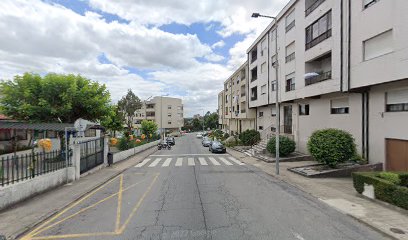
[
  {"left": 261, "top": 62, "right": 267, "bottom": 73},
  {"left": 386, "top": 89, "right": 408, "bottom": 112},
  {"left": 0, "top": 129, "right": 12, "bottom": 141},
  {"left": 299, "top": 104, "right": 310, "bottom": 115},
  {"left": 271, "top": 81, "right": 276, "bottom": 91},
  {"left": 331, "top": 98, "right": 349, "bottom": 114},
  {"left": 261, "top": 84, "right": 267, "bottom": 95}
]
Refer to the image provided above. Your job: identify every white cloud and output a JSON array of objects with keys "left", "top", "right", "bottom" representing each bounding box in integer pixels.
[{"left": 211, "top": 40, "right": 225, "bottom": 49}]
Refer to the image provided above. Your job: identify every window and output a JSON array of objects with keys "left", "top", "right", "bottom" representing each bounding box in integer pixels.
[
  {"left": 261, "top": 84, "right": 267, "bottom": 95},
  {"left": 134, "top": 120, "right": 142, "bottom": 124},
  {"left": 305, "top": 11, "right": 332, "bottom": 50},
  {"left": 331, "top": 98, "right": 349, "bottom": 114},
  {"left": 285, "top": 42, "right": 295, "bottom": 63},
  {"left": 251, "top": 49, "right": 257, "bottom": 63},
  {"left": 286, "top": 10, "right": 295, "bottom": 32},
  {"left": 364, "top": 0, "right": 379, "bottom": 9},
  {"left": 286, "top": 72, "right": 295, "bottom": 92},
  {"left": 251, "top": 87, "right": 258, "bottom": 101},
  {"left": 386, "top": 89, "right": 408, "bottom": 112},
  {"left": 226, "top": 95, "right": 229, "bottom": 103},
  {"left": 251, "top": 67, "right": 258, "bottom": 82},
  {"left": 0, "top": 129, "right": 12, "bottom": 141},
  {"left": 261, "top": 62, "right": 267, "bottom": 74},
  {"left": 168, "top": 113, "right": 172, "bottom": 117},
  {"left": 259, "top": 111, "right": 264, "bottom": 117},
  {"left": 271, "top": 29, "right": 277, "bottom": 42},
  {"left": 271, "top": 105, "right": 277, "bottom": 116},
  {"left": 168, "top": 121, "right": 172, "bottom": 125},
  {"left": 177, "top": 106, "right": 182, "bottom": 110},
  {"left": 225, "top": 107, "right": 228, "bottom": 115},
  {"left": 271, "top": 81, "right": 276, "bottom": 91},
  {"left": 259, "top": 126, "right": 264, "bottom": 130},
  {"left": 85, "top": 129, "right": 96, "bottom": 137},
  {"left": 305, "top": 0, "right": 326, "bottom": 16},
  {"left": 364, "top": 30, "right": 393, "bottom": 61},
  {"left": 46, "top": 130, "right": 57, "bottom": 138},
  {"left": 261, "top": 38, "right": 267, "bottom": 56},
  {"left": 147, "top": 112, "right": 155, "bottom": 117},
  {"left": 168, "top": 105, "right": 172, "bottom": 110},
  {"left": 271, "top": 55, "right": 277, "bottom": 67},
  {"left": 299, "top": 104, "right": 310, "bottom": 115}
]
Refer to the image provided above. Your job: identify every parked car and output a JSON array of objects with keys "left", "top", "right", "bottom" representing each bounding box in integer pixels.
[
  {"left": 196, "top": 133, "right": 203, "bottom": 138},
  {"left": 202, "top": 137, "right": 212, "bottom": 147},
  {"left": 209, "top": 141, "right": 226, "bottom": 153},
  {"left": 166, "top": 137, "right": 175, "bottom": 145}
]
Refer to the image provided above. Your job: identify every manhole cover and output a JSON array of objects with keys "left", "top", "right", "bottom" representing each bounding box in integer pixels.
[{"left": 390, "top": 228, "right": 405, "bottom": 234}]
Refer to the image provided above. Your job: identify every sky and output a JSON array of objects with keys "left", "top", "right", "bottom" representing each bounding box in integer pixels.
[{"left": 0, "top": 0, "right": 287, "bottom": 117}]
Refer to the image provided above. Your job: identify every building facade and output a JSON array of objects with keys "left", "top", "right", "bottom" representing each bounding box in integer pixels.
[
  {"left": 222, "top": 0, "right": 408, "bottom": 171},
  {"left": 219, "top": 62, "right": 256, "bottom": 135},
  {"left": 133, "top": 96, "right": 184, "bottom": 133}
]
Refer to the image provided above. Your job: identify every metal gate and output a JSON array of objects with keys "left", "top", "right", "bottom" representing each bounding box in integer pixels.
[{"left": 79, "top": 137, "right": 104, "bottom": 174}]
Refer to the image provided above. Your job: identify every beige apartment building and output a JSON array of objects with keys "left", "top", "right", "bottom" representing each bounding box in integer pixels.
[
  {"left": 223, "top": 0, "right": 408, "bottom": 171},
  {"left": 133, "top": 96, "right": 184, "bottom": 134},
  {"left": 219, "top": 62, "right": 256, "bottom": 135}
]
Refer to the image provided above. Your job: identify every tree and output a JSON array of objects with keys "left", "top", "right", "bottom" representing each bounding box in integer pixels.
[
  {"left": 140, "top": 120, "right": 158, "bottom": 138},
  {"left": 204, "top": 112, "right": 219, "bottom": 130},
  {"left": 0, "top": 73, "right": 111, "bottom": 123},
  {"left": 192, "top": 118, "right": 202, "bottom": 131},
  {"left": 101, "top": 105, "right": 124, "bottom": 137},
  {"left": 117, "top": 89, "right": 142, "bottom": 132}
]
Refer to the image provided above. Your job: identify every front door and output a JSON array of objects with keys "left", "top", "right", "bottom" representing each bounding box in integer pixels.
[
  {"left": 283, "top": 105, "right": 292, "bottom": 134},
  {"left": 386, "top": 139, "right": 408, "bottom": 171}
]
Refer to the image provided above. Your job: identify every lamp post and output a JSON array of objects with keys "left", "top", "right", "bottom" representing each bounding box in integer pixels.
[{"left": 252, "top": 12, "right": 280, "bottom": 175}]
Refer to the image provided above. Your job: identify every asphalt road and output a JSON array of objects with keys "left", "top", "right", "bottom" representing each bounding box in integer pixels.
[{"left": 22, "top": 133, "right": 388, "bottom": 240}]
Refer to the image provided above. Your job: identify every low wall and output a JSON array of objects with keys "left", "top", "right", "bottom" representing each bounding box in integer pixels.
[
  {"left": 112, "top": 140, "right": 159, "bottom": 164},
  {"left": 0, "top": 167, "right": 75, "bottom": 211}
]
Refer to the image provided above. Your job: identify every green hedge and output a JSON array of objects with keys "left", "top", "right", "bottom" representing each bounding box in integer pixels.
[
  {"left": 352, "top": 172, "right": 408, "bottom": 210},
  {"left": 266, "top": 136, "right": 296, "bottom": 157},
  {"left": 239, "top": 129, "right": 260, "bottom": 146}
]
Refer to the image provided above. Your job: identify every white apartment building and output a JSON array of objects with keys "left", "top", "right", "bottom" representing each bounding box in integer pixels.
[
  {"left": 133, "top": 96, "right": 184, "bottom": 133},
  {"left": 244, "top": 0, "right": 408, "bottom": 171},
  {"left": 219, "top": 62, "right": 256, "bottom": 135}
]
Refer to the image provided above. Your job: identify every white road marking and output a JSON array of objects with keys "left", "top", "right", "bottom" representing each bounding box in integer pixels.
[
  {"left": 135, "top": 158, "right": 151, "bottom": 168},
  {"left": 148, "top": 158, "right": 162, "bottom": 167},
  {"left": 188, "top": 158, "right": 195, "bottom": 166},
  {"left": 219, "top": 157, "right": 233, "bottom": 165},
  {"left": 150, "top": 154, "right": 228, "bottom": 157},
  {"left": 292, "top": 232, "right": 306, "bottom": 240},
  {"left": 208, "top": 157, "right": 220, "bottom": 166},
  {"left": 198, "top": 157, "right": 208, "bottom": 166},
  {"left": 228, "top": 157, "right": 245, "bottom": 165},
  {"left": 175, "top": 158, "right": 183, "bottom": 166},
  {"left": 162, "top": 158, "right": 172, "bottom": 167}
]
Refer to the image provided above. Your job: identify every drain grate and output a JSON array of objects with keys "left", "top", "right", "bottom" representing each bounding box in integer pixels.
[{"left": 390, "top": 228, "right": 405, "bottom": 234}]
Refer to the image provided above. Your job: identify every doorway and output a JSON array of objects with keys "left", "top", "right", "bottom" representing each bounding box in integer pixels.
[{"left": 386, "top": 139, "right": 408, "bottom": 171}]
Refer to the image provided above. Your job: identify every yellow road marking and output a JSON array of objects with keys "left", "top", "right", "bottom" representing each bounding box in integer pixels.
[
  {"left": 118, "top": 173, "right": 159, "bottom": 234},
  {"left": 31, "top": 231, "right": 117, "bottom": 239},
  {"left": 115, "top": 175, "right": 124, "bottom": 233},
  {"left": 30, "top": 178, "right": 148, "bottom": 238},
  {"left": 23, "top": 175, "right": 122, "bottom": 240}
]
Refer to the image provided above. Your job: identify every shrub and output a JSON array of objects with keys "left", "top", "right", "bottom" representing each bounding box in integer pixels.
[
  {"left": 378, "top": 172, "right": 401, "bottom": 185},
  {"left": 223, "top": 132, "right": 230, "bottom": 140},
  {"left": 117, "top": 136, "right": 136, "bottom": 151},
  {"left": 239, "top": 129, "right": 260, "bottom": 146},
  {"left": 353, "top": 172, "right": 408, "bottom": 210},
  {"left": 307, "top": 128, "right": 356, "bottom": 168},
  {"left": 267, "top": 136, "right": 296, "bottom": 157}
]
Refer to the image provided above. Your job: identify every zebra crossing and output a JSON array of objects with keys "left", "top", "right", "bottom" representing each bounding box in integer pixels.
[{"left": 135, "top": 156, "right": 245, "bottom": 168}]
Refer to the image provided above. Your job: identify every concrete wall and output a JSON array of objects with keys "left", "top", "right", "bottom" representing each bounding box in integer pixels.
[
  {"left": 0, "top": 167, "right": 75, "bottom": 211},
  {"left": 112, "top": 140, "right": 159, "bottom": 164}
]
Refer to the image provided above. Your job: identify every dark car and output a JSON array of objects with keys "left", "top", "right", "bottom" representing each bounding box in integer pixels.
[
  {"left": 166, "top": 137, "right": 175, "bottom": 145},
  {"left": 202, "top": 137, "right": 212, "bottom": 147},
  {"left": 209, "top": 141, "right": 226, "bottom": 153}
]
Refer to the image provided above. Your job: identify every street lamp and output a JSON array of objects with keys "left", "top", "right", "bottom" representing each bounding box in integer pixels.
[{"left": 252, "top": 12, "right": 280, "bottom": 175}]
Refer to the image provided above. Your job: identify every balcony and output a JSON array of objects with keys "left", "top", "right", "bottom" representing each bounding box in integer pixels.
[
  {"left": 305, "top": 0, "right": 325, "bottom": 16},
  {"left": 306, "top": 29, "right": 331, "bottom": 50},
  {"left": 305, "top": 71, "right": 332, "bottom": 86},
  {"left": 241, "top": 92, "right": 246, "bottom": 97}
]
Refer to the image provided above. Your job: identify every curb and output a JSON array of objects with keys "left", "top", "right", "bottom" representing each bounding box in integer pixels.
[
  {"left": 12, "top": 146, "right": 158, "bottom": 240},
  {"left": 226, "top": 147, "right": 401, "bottom": 240}
]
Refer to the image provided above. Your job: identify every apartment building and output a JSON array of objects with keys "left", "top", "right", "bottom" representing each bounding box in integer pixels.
[
  {"left": 219, "top": 62, "right": 256, "bottom": 135},
  {"left": 243, "top": 0, "right": 408, "bottom": 171},
  {"left": 133, "top": 96, "right": 184, "bottom": 133}
]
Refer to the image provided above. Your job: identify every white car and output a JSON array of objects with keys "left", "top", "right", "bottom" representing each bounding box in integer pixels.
[{"left": 196, "top": 133, "right": 203, "bottom": 138}]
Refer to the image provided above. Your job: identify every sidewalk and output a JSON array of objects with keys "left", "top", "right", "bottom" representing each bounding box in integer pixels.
[
  {"left": 0, "top": 147, "right": 157, "bottom": 240},
  {"left": 228, "top": 148, "right": 408, "bottom": 240}
]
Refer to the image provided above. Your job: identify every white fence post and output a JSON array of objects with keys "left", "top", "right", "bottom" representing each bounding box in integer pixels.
[
  {"left": 72, "top": 143, "right": 81, "bottom": 180},
  {"left": 103, "top": 137, "right": 109, "bottom": 165}
]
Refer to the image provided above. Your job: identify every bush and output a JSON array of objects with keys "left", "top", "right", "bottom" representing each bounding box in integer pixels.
[
  {"left": 267, "top": 136, "right": 296, "bottom": 157},
  {"left": 223, "top": 132, "right": 230, "bottom": 140},
  {"left": 353, "top": 172, "right": 408, "bottom": 210},
  {"left": 307, "top": 128, "right": 356, "bottom": 168},
  {"left": 378, "top": 172, "right": 401, "bottom": 185},
  {"left": 239, "top": 129, "right": 260, "bottom": 146}
]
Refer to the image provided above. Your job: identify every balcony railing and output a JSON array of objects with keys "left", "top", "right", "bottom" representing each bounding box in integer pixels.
[
  {"left": 305, "top": 0, "right": 326, "bottom": 16},
  {"left": 305, "top": 71, "right": 332, "bottom": 86},
  {"left": 285, "top": 52, "right": 295, "bottom": 63},
  {"left": 306, "top": 29, "right": 332, "bottom": 50}
]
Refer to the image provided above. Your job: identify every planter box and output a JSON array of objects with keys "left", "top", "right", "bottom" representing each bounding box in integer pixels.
[
  {"left": 112, "top": 140, "right": 159, "bottom": 164},
  {"left": 288, "top": 163, "right": 383, "bottom": 178}
]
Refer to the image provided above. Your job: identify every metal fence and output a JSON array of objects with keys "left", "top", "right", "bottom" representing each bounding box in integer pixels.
[
  {"left": 79, "top": 137, "right": 104, "bottom": 174},
  {"left": 0, "top": 149, "right": 71, "bottom": 187}
]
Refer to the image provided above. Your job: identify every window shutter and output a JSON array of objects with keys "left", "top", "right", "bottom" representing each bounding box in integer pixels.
[
  {"left": 387, "top": 89, "right": 408, "bottom": 104},
  {"left": 331, "top": 98, "right": 349, "bottom": 108}
]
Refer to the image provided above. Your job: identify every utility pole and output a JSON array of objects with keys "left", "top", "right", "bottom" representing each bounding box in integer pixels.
[{"left": 252, "top": 13, "right": 280, "bottom": 175}]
